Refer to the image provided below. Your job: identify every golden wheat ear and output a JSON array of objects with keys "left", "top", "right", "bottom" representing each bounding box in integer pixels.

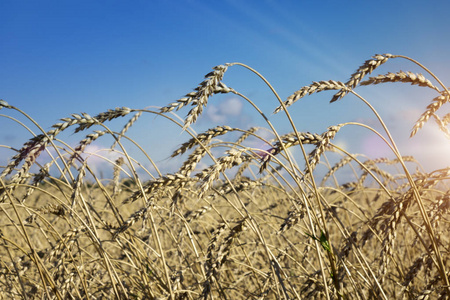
[{"left": 331, "top": 53, "right": 393, "bottom": 102}]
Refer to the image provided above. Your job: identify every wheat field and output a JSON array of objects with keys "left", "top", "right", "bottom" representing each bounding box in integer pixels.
[{"left": 0, "top": 54, "right": 449, "bottom": 299}]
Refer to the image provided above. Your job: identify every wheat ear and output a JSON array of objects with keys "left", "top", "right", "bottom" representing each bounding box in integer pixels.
[
  {"left": 331, "top": 53, "right": 393, "bottom": 102},
  {"left": 360, "top": 71, "right": 440, "bottom": 91},
  {"left": 111, "top": 111, "right": 142, "bottom": 149},
  {"left": 160, "top": 65, "right": 231, "bottom": 129},
  {"left": 197, "top": 148, "right": 249, "bottom": 198},
  {"left": 259, "top": 132, "right": 322, "bottom": 173},
  {"left": 274, "top": 80, "right": 346, "bottom": 114},
  {"left": 171, "top": 125, "right": 235, "bottom": 157},
  {"left": 124, "top": 173, "right": 191, "bottom": 204},
  {"left": 304, "top": 124, "right": 343, "bottom": 179}
]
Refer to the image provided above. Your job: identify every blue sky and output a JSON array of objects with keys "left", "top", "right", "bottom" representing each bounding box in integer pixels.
[{"left": 1, "top": 0, "right": 450, "bottom": 177}]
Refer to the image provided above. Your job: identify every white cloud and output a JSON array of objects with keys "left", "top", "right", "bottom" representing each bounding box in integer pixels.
[{"left": 205, "top": 97, "right": 243, "bottom": 123}]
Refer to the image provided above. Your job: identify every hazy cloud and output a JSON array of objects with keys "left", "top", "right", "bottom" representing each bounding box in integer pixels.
[
  {"left": 205, "top": 97, "right": 244, "bottom": 123},
  {"left": 403, "top": 126, "right": 450, "bottom": 172}
]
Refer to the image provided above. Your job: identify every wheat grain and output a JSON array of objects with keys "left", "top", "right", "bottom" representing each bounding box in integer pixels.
[
  {"left": 184, "top": 206, "right": 211, "bottom": 222},
  {"left": 431, "top": 113, "right": 450, "bottom": 138},
  {"left": 429, "top": 192, "right": 450, "bottom": 230},
  {"left": 339, "top": 231, "right": 358, "bottom": 259},
  {"left": 203, "top": 219, "right": 247, "bottom": 299},
  {"left": 74, "top": 107, "right": 133, "bottom": 133},
  {"left": 112, "top": 157, "right": 124, "bottom": 198},
  {"left": 2, "top": 108, "right": 132, "bottom": 183},
  {"left": 216, "top": 176, "right": 262, "bottom": 195},
  {"left": 23, "top": 162, "right": 51, "bottom": 201},
  {"left": 198, "top": 148, "right": 248, "bottom": 198},
  {"left": 259, "top": 132, "right": 322, "bottom": 172},
  {"left": 233, "top": 160, "right": 251, "bottom": 182},
  {"left": 331, "top": 53, "right": 393, "bottom": 102},
  {"left": 47, "top": 227, "right": 85, "bottom": 263},
  {"left": 124, "top": 173, "right": 191, "bottom": 204},
  {"left": 160, "top": 81, "right": 230, "bottom": 114},
  {"left": 113, "top": 206, "right": 149, "bottom": 237},
  {"left": 111, "top": 111, "right": 142, "bottom": 149},
  {"left": 0, "top": 99, "right": 11, "bottom": 109},
  {"left": 442, "top": 113, "right": 450, "bottom": 126},
  {"left": 321, "top": 156, "right": 354, "bottom": 185},
  {"left": 68, "top": 130, "right": 107, "bottom": 166},
  {"left": 360, "top": 71, "right": 440, "bottom": 91},
  {"left": 71, "top": 163, "right": 87, "bottom": 209},
  {"left": 277, "top": 208, "right": 304, "bottom": 234},
  {"left": 235, "top": 127, "right": 258, "bottom": 145},
  {"left": 411, "top": 93, "right": 449, "bottom": 137},
  {"left": 402, "top": 254, "right": 426, "bottom": 290},
  {"left": 171, "top": 125, "right": 234, "bottom": 158},
  {"left": 304, "top": 124, "right": 343, "bottom": 179},
  {"left": 160, "top": 65, "right": 230, "bottom": 129},
  {"left": 274, "top": 80, "right": 346, "bottom": 114},
  {"left": 178, "top": 145, "right": 209, "bottom": 177}
]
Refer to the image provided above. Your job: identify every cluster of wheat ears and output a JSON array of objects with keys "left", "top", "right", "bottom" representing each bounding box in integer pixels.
[{"left": 0, "top": 54, "right": 449, "bottom": 299}]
